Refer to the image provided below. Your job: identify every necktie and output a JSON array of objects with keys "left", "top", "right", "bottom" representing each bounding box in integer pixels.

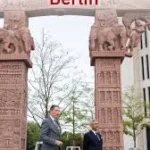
[
  {"left": 54, "top": 119, "right": 60, "bottom": 132},
  {"left": 96, "top": 133, "right": 100, "bottom": 141}
]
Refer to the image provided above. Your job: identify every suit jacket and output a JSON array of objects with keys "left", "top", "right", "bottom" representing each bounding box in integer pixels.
[
  {"left": 83, "top": 130, "right": 103, "bottom": 150},
  {"left": 40, "top": 117, "right": 62, "bottom": 150}
]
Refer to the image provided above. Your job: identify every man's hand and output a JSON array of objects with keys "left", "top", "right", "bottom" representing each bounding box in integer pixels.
[{"left": 55, "top": 140, "right": 63, "bottom": 146}]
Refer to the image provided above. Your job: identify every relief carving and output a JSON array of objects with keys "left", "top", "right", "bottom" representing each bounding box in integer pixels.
[
  {"left": 98, "top": 71, "right": 119, "bottom": 85},
  {"left": 100, "top": 72, "right": 105, "bottom": 84},
  {"left": 113, "top": 91, "right": 119, "bottom": 103},
  {"left": 101, "top": 59, "right": 116, "bottom": 68},
  {"left": 18, "top": 27, "right": 35, "bottom": 53},
  {"left": 107, "top": 108, "right": 112, "bottom": 123},
  {"left": 97, "top": 71, "right": 105, "bottom": 85},
  {"left": 89, "top": 10, "right": 126, "bottom": 52},
  {"left": 100, "top": 91, "right": 105, "bottom": 103},
  {"left": 0, "top": 26, "right": 34, "bottom": 55},
  {"left": 97, "top": 110, "right": 100, "bottom": 120},
  {"left": 125, "top": 19, "right": 150, "bottom": 56},
  {"left": 0, "top": 89, "right": 21, "bottom": 108},
  {"left": 114, "top": 131, "right": 120, "bottom": 143},
  {"left": 106, "top": 72, "right": 111, "bottom": 84},
  {"left": 101, "top": 0, "right": 120, "bottom": 7},
  {"left": 122, "top": 12, "right": 150, "bottom": 57},
  {"left": 112, "top": 71, "right": 118, "bottom": 84},
  {"left": 90, "top": 10, "right": 150, "bottom": 57},
  {"left": 4, "top": 11, "right": 28, "bottom": 30},
  {"left": 97, "top": 25, "right": 126, "bottom": 51},
  {"left": 106, "top": 91, "right": 112, "bottom": 103},
  {"left": 0, "top": 11, "right": 34, "bottom": 56},
  {"left": 101, "top": 108, "right": 106, "bottom": 123},
  {"left": 95, "top": 10, "right": 118, "bottom": 28},
  {"left": 21, "top": 138, "right": 26, "bottom": 150},
  {"left": 0, "top": 120, "right": 20, "bottom": 148},
  {"left": 0, "top": 109, "right": 20, "bottom": 115},
  {"left": 101, "top": 131, "right": 106, "bottom": 142},
  {"left": 7, "top": 0, "right": 26, "bottom": 7},
  {"left": 89, "top": 24, "right": 126, "bottom": 51},
  {"left": 113, "top": 108, "right": 119, "bottom": 123},
  {"left": 107, "top": 131, "right": 113, "bottom": 143},
  {"left": 23, "top": 91, "right": 27, "bottom": 117},
  {"left": 103, "top": 130, "right": 121, "bottom": 145}
]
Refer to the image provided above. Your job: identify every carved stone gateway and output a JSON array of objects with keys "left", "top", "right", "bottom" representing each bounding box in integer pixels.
[
  {"left": 89, "top": 10, "right": 125, "bottom": 150},
  {"left": 0, "top": 10, "right": 34, "bottom": 150},
  {"left": 89, "top": 9, "right": 150, "bottom": 150},
  {"left": 0, "top": 0, "right": 150, "bottom": 150}
]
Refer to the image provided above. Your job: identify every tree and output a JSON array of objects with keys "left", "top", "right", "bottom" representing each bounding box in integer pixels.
[
  {"left": 28, "top": 31, "right": 94, "bottom": 130},
  {"left": 61, "top": 131, "right": 83, "bottom": 150},
  {"left": 60, "top": 80, "right": 94, "bottom": 145},
  {"left": 28, "top": 31, "right": 79, "bottom": 126},
  {"left": 27, "top": 121, "right": 40, "bottom": 150},
  {"left": 123, "top": 86, "right": 150, "bottom": 148}
]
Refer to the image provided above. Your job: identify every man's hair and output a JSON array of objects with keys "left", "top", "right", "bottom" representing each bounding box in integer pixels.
[
  {"left": 90, "top": 120, "right": 98, "bottom": 125},
  {"left": 49, "top": 104, "right": 59, "bottom": 111}
]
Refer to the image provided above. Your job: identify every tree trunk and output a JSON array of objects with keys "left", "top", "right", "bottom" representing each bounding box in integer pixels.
[
  {"left": 72, "top": 99, "right": 75, "bottom": 146},
  {"left": 133, "top": 121, "right": 136, "bottom": 148}
]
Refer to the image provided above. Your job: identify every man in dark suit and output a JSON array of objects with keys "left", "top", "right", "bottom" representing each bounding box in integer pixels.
[
  {"left": 40, "top": 105, "right": 63, "bottom": 150},
  {"left": 83, "top": 120, "right": 103, "bottom": 150}
]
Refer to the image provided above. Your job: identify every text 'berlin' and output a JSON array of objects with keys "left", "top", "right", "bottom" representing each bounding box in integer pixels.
[{"left": 50, "top": 0, "right": 99, "bottom": 5}]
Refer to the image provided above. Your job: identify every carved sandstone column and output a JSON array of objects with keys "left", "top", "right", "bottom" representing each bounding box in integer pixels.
[
  {"left": 0, "top": 11, "right": 34, "bottom": 150},
  {"left": 89, "top": 10, "right": 125, "bottom": 150}
]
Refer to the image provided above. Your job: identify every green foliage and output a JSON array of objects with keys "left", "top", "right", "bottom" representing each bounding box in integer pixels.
[
  {"left": 27, "top": 121, "right": 40, "bottom": 150},
  {"left": 60, "top": 83, "right": 94, "bottom": 133},
  {"left": 61, "top": 131, "right": 83, "bottom": 150},
  {"left": 123, "top": 86, "right": 150, "bottom": 148}
]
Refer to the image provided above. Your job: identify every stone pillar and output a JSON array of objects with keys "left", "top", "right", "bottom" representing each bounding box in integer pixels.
[
  {"left": 94, "top": 58, "right": 124, "bottom": 150},
  {"left": 89, "top": 10, "right": 125, "bottom": 150},
  {"left": 0, "top": 10, "right": 34, "bottom": 150}
]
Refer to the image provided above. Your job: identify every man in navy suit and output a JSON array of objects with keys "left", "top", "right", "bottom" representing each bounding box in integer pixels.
[{"left": 83, "top": 120, "right": 103, "bottom": 150}]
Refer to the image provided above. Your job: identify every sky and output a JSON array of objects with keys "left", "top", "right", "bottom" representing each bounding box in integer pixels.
[{"left": 0, "top": 16, "right": 134, "bottom": 149}]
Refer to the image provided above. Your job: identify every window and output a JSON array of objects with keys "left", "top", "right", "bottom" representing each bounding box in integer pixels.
[
  {"left": 143, "top": 88, "right": 147, "bottom": 116},
  {"left": 145, "top": 28, "right": 148, "bottom": 47},
  {"left": 146, "top": 55, "right": 150, "bottom": 79},
  {"left": 140, "top": 35, "right": 143, "bottom": 49},
  {"left": 141, "top": 56, "right": 145, "bottom": 80}
]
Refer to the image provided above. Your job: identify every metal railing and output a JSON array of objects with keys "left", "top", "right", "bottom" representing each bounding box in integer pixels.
[{"left": 35, "top": 141, "right": 81, "bottom": 150}]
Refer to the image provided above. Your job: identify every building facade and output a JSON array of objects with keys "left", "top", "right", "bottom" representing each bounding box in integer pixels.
[{"left": 133, "top": 27, "right": 150, "bottom": 150}]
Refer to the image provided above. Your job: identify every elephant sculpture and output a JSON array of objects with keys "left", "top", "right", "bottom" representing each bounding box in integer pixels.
[
  {"left": 0, "top": 26, "right": 34, "bottom": 54},
  {"left": 18, "top": 27, "right": 35, "bottom": 54},
  {"left": 89, "top": 24, "right": 126, "bottom": 51},
  {"left": 126, "top": 20, "right": 150, "bottom": 52},
  {"left": 0, "top": 28, "right": 22, "bottom": 54}
]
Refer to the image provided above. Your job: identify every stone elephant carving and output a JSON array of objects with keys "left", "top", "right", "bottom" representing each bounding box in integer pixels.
[
  {"left": 125, "top": 20, "right": 150, "bottom": 56},
  {"left": 18, "top": 27, "right": 35, "bottom": 54},
  {"left": 89, "top": 24, "right": 97, "bottom": 51},
  {"left": 0, "top": 26, "right": 34, "bottom": 54},
  {"left": 0, "top": 28, "right": 22, "bottom": 53},
  {"left": 96, "top": 25, "right": 126, "bottom": 51}
]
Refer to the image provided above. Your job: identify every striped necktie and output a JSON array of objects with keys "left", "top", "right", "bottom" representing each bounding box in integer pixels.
[
  {"left": 95, "top": 133, "right": 100, "bottom": 141},
  {"left": 54, "top": 119, "right": 60, "bottom": 132}
]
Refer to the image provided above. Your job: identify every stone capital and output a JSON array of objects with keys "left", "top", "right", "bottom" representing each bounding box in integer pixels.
[{"left": 0, "top": 10, "right": 34, "bottom": 63}]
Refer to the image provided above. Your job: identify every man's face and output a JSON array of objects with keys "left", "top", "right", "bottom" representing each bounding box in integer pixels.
[
  {"left": 50, "top": 106, "right": 61, "bottom": 119},
  {"left": 91, "top": 121, "right": 99, "bottom": 131}
]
